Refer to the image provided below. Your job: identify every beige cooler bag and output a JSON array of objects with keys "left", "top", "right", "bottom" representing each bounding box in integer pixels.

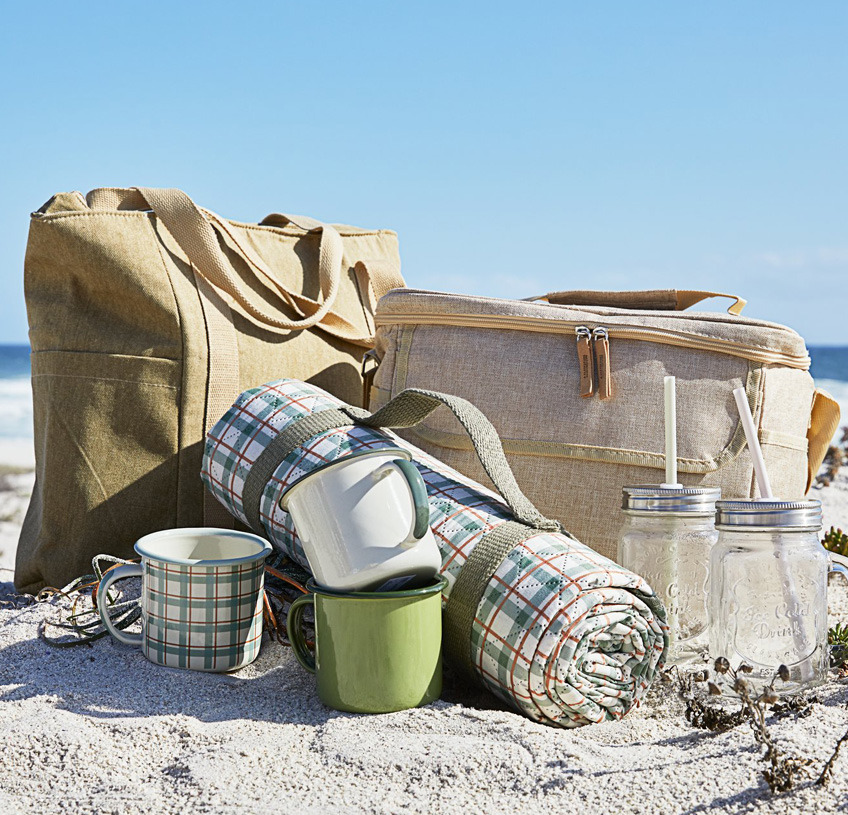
[
  {"left": 17, "top": 187, "right": 403, "bottom": 592},
  {"left": 368, "top": 288, "right": 840, "bottom": 563}
]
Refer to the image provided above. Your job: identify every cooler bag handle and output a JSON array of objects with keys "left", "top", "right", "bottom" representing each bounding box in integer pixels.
[
  {"left": 529, "top": 289, "right": 747, "bottom": 315},
  {"left": 806, "top": 389, "right": 842, "bottom": 492}
]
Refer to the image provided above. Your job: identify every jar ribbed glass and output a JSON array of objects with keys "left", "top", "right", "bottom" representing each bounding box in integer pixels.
[{"left": 618, "top": 486, "right": 720, "bottom": 666}]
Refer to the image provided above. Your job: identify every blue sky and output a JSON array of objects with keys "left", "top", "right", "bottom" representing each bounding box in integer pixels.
[{"left": 1, "top": 2, "right": 846, "bottom": 344}]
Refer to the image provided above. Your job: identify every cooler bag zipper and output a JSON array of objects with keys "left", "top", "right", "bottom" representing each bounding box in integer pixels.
[
  {"left": 575, "top": 326, "right": 594, "bottom": 398},
  {"left": 375, "top": 311, "right": 810, "bottom": 401}
]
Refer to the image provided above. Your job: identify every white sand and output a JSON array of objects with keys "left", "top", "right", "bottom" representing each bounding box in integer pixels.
[{"left": 0, "top": 469, "right": 846, "bottom": 814}]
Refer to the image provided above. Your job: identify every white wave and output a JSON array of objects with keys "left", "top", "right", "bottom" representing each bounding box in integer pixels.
[
  {"left": 0, "top": 377, "right": 32, "bottom": 441},
  {"left": 0, "top": 374, "right": 841, "bottom": 465}
]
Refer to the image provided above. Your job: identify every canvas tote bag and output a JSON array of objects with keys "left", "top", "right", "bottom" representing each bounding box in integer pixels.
[
  {"left": 368, "top": 288, "right": 840, "bottom": 564},
  {"left": 17, "top": 187, "right": 403, "bottom": 593}
]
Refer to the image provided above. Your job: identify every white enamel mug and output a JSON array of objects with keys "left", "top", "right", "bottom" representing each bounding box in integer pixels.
[{"left": 279, "top": 448, "right": 441, "bottom": 592}]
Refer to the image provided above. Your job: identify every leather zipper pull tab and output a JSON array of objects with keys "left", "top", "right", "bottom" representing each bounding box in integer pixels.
[
  {"left": 575, "top": 326, "right": 595, "bottom": 398},
  {"left": 593, "top": 327, "right": 612, "bottom": 400}
]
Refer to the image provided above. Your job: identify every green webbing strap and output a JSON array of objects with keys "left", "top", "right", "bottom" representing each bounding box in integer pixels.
[
  {"left": 357, "top": 389, "right": 562, "bottom": 533},
  {"left": 242, "top": 406, "right": 370, "bottom": 534},
  {"left": 442, "top": 520, "right": 544, "bottom": 679},
  {"left": 240, "top": 388, "right": 564, "bottom": 683}
]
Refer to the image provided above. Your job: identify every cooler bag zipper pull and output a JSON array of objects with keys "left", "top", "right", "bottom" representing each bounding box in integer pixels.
[
  {"left": 575, "top": 326, "right": 595, "bottom": 397},
  {"left": 593, "top": 327, "right": 612, "bottom": 400}
]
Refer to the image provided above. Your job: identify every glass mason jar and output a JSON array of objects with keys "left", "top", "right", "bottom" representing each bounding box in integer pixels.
[
  {"left": 618, "top": 486, "right": 721, "bottom": 666},
  {"left": 709, "top": 499, "right": 847, "bottom": 694}
]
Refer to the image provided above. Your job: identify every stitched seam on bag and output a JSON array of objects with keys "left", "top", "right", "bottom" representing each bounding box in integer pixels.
[
  {"left": 34, "top": 210, "right": 397, "bottom": 238},
  {"left": 228, "top": 221, "right": 395, "bottom": 238},
  {"left": 30, "top": 351, "right": 179, "bottom": 362},
  {"left": 395, "top": 427, "right": 729, "bottom": 472},
  {"left": 33, "top": 212, "right": 155, "bottom": 222},
  {"left": 759, "top": 430, "right": 809, "bottom": 452},
  {"left": 378, "top": 294, "right": 806, "bottom": 341},
  {"left": 379, "top": 315, "right": 804, "bottom": 358},
  {"left": 393, "top": 325, "right": 415, "bottom": 395},
  {"left": 391, "top": 333, "right": 764, "bottom": 472},
  {"left": 31, "top": 374, "right": 177, "bottom": 388},
  {"left": 148, "top": 217, "right": 188, "bottom": 525}
]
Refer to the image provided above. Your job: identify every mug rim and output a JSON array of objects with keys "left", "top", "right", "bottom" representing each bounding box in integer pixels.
[
  {"left": 306, "top": 574, "right": 446, "bottom": 600},
  {"left": 279, "top": 447, "right": 412, "bottom": 510},
  {"left": 134, "top": 527, "right": 272, "bottom": 567}
]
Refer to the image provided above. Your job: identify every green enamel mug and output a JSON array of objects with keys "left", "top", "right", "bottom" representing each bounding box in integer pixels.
[{"left": 287, "top": 576, "right": 446, "bottom": 713}]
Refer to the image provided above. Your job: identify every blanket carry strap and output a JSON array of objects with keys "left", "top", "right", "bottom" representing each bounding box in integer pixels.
[
  {"left": 354, "top": 389, "right": 568, "bottom": 679},
  {"left": 356, "top": 389, "right": 562, "bottom": 533},
  {"left": 441, "top": 520, "right": 546, "bottom": 679},
  {"left": 241, "top": 387, "right": 565, "bottom": 679},
  {"left": 241, "top": 407, "right": 370, "bottom": 535}
]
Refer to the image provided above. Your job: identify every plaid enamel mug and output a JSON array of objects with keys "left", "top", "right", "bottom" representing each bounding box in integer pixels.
[{"left": 96, "top": 528, "right": 272, "bottom": 672}]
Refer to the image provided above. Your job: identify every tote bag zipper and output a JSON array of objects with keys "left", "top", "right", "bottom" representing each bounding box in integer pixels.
[{"left": 375, "top": 311, "right": 810, "bottom": 400}]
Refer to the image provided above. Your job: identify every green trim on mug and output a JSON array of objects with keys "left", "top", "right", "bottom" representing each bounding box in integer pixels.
[
  {"left": 133, "top": 527, "right": 272, "bottom": 567},
  {"left": 305, "top": 575, "right": 447, "bottom": 600},
  {"left": 392, "top": 458, "right": 431, "bottom": 539},
  {"left": 278, "top": 447, "right": 413, "bottom": 509}
]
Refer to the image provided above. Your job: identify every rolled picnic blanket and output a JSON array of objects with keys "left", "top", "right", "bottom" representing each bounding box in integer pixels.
[{"left": 201, "top": 378, "right": 668, "bottom": 727}]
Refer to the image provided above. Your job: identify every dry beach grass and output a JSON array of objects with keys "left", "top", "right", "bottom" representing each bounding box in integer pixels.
[{"left": 0, "top": 468, "right": 846, "bottom": 814}]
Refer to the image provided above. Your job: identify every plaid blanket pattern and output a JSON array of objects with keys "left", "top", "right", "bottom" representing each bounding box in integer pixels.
[
  {"left": 202, "top": 379, "right": 668, "bottom": 727},
  {"left": 143, "top": 559, "right": 265, "bottom": 672}
]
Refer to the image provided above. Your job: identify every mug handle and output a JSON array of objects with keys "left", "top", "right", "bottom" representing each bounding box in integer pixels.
[
  {"left": 287, "top": 593, "right": 316, "bottom": 673},
  {"left": 374, "top": 459, "right": 430, "bottom": 543},
  {"left": 96, "top": 563, "right": 144, "bottom": 646},
  {"left": 829, "top": 551, "right": 848, "bottom": 580}
]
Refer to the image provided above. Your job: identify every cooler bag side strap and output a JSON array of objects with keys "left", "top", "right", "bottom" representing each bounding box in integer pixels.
[
  {"left": 806, "top": 389, "right": 842, "bottom": 491},
  {"left": 535, "top": 288, "right": 746, "bottom": 315}
]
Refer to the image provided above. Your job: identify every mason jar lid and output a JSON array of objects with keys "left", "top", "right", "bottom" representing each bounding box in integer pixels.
[
  {"left": 622, "top": 485, "right": 721, "bottom": 514},
  {"left": 715, "top": 499, "right": 822, "bottom": 531}
]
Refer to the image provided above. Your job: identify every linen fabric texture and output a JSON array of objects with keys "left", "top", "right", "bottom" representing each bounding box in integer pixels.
[
  {"left": 370, "top": 289, "right": 836, "bottom": 564},
  {"left": 201, "top": 378, "right": 669, "bottom": 728},
  {"left": 17, "top": 187, "right": 403, "bottom": 593}
]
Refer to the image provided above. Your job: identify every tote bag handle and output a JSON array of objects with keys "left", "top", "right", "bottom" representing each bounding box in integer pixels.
[{"left": 85, "top": 187, "right": 397, "bottom": 345}]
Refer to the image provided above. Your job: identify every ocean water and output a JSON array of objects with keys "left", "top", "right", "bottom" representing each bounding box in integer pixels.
[
  {"left": 809, "top": 347, "right": 848, "bottom": 444},
  {"left": 0, "top": 344, "right": 845, "bottom": 466}
]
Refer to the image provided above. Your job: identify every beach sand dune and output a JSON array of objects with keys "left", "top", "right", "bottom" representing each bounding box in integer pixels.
[{"left": 0, "top": 470, "right": 846, "bottom": 815}]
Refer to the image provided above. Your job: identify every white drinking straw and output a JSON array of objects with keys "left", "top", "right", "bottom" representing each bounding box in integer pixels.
[
  {"left": 661, "top": 376, "right": 682, "bottom": 649},
  {"left": 732, "top": 388, "right": 773, "bottom": 499},
  {"left": 732, "top": 386, "right": 812, "bottom": 681},
  {"left": 663, "top": 376, "right": 682, "bottom": 488}
]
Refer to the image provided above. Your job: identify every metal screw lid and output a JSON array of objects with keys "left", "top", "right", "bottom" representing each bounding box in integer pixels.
[
  {"left": 715, "top": 499, "right": 822, "bottom": 531},
  {"left": 622, "top": 485, "right": 721, "bottom": 514}
]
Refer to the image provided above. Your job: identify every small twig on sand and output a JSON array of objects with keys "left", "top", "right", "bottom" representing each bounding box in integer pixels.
[
  {"left": 680, "top": 660, "right": 813, "bottom": 794},
  {"left": 817, "top": 720, "right": 848, "bottom": 787}
]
